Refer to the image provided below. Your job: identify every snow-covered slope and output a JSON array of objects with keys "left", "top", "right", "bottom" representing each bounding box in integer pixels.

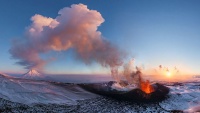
[
  {"left": 159, "top": 82, "right": 200, "bottom": 111},
  {"left": 0, "top": 72, "right": 10, "bottom": 78},
  {"left": 0, "top": 75, "right": 97, "bottom": 105},
  {"left": 0, "top": 73, "right": 199, "bottom": 112}
]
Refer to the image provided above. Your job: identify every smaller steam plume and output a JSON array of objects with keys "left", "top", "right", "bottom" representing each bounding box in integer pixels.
[
  {"left": 9, "top": 4, "right": 124, "bottom": 72},
  {"left": 122, "top": 59, "right": 141, "bottom": 85},
  {"left": 159, "top": 65, "right": 162, "bottom": 70},
  {"left": 111, "top": 59, "right": 154, "bottom": 93},
  {"left": 154, "top": 65, "right": 180, "bottom": 75}
]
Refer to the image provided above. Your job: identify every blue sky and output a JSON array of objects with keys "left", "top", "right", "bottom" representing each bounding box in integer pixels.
[{"left": 0, "top": 0, "right": 200, "bottom": 75}]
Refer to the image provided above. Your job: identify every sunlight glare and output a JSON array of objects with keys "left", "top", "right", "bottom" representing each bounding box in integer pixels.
[{"left": 166, "top": 71, "right": 171, "bottom": 77}]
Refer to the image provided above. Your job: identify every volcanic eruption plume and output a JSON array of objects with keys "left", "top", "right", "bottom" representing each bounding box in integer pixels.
[
  {"left": 9, "top": 4, "right": 124, "bottom": 73},
  {"left": 125, "top": 61, "right": 154, "bottom": 94},
  {"left": 110, "top": 59, "right": 155, "bottom": 94}
]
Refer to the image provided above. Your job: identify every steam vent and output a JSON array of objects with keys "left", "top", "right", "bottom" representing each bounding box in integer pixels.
[{"left": 79, "top": 81, "right": 170, "bottom": 102}]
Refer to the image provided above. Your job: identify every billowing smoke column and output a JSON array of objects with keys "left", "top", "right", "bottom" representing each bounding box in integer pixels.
[
  {"left": 123, "top": 59, "right": 141, "bottom": 85},
  {"left": 9, "top": 4, "right": 124, "bottom": 72},
  {"left": 111, "top": 59, "right": 155, "bottom": 93}
]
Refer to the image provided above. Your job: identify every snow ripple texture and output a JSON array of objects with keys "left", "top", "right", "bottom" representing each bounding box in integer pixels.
[
  {"left": 159, "top": 82, "right": 200, "bottom": 111},
  {"left": 0, "top": 74, "right": 97, "bottom": 105}
]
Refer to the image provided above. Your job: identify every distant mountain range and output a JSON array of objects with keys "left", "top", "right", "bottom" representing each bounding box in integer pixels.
[{"left": 194, "top": 75, "right": 200, "bottom": 78}]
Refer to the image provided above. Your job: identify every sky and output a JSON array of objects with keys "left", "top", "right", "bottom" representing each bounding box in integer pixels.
[{"left": 0, "top": 0, "right": 200, "bottom": 75}]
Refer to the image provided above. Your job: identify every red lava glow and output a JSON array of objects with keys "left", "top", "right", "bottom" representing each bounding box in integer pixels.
[{"left": 140, "top": 80, "right": 154, "bottom": 94}]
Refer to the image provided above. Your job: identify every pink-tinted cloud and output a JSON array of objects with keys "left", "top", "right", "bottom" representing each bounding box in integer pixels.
[{"left": 10, "top": 4, "right": 124, "bottom": 71}]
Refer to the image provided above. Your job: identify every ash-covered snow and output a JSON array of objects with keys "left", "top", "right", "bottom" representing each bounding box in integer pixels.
[
  {"left": 0, "top": 96, "right": 168, "bottom": 113},
  {"left": 111, "top": 83, "right": 138, "bottom": 91}
]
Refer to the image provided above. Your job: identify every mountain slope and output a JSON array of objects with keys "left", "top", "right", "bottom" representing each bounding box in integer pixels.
[
  {"left": 22, "top": 69, "right": 44, "bottom": 80},
  {"left": 0, "top": 72, "right": 10, "bottom": 78},
  {"left": 0, "top": 75, "right": 97, "bottom": 105}
]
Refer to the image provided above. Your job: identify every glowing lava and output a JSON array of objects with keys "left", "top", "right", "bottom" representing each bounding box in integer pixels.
[{"left": 140, "top": 80, "right": 154, "bottom": 94}]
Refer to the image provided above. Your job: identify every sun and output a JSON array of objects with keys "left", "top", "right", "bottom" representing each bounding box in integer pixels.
[{"left": 166, "top": 71, "right": 171, "bottom": 77}]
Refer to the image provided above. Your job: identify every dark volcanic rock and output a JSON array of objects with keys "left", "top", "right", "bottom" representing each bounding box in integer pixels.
[
  {"left": 79, "top": 82, "right": 169, "bottom": 102},
  {"left": 0, "top": 97, "right": 169, "bottom": 113}
]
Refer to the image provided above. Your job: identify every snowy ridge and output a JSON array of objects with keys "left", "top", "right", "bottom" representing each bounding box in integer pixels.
[
  {"left": 0, "top": 72, "right": 10, "bottom": 78},
  {"left": 0, "top": 74, "right": 97, "bottom": 105}
]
